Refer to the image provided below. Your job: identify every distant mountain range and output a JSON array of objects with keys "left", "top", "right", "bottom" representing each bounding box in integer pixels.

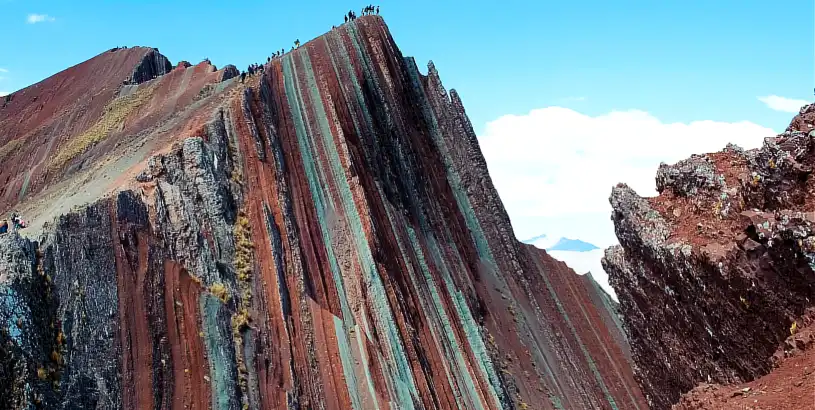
[
  {"left": 523, "top": 234, "right": 599, "bottom": 252},
  {"left": 523, "top": 234, "right": 616, "bottom": 300}
]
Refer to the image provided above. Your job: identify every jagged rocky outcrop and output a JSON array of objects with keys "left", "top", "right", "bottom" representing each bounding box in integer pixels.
[
  {"left": 220, "top": 64, "right": 240, "bottom": 82},
  {"left": 603, "top": 104, "right": 815, "bottom": 409},
  {"left": 124, "top": 48, "right": 173, "bottom": 85},
  {"left": 0, "top": 16, "right": 644, "bottom": 409}
]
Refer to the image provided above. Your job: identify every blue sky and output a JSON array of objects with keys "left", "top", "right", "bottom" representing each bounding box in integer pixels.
[{"left": 1, "top": 1, "right": 811, "bottom": 132}]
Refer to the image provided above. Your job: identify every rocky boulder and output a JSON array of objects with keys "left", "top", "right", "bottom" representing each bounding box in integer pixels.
[{"left": 604, "top": 114, "right": 815, "bottom": 408}]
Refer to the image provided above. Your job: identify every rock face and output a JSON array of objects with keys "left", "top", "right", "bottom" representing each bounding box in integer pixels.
[
  {"left": 125, "top": 48, "right": 173, "bottom": 85},
  {"left": 603, "top": 104, "right": 815, "bottom": 408},
  {"left": 0, "top": 16, "right": 644, "bottom": 409}
]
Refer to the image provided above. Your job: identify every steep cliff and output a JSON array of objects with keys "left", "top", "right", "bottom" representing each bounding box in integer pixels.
[
  {"left": 603, "top": 104, "right": 815, "bottom": 408},
  {"left": 0, "top": 16, "right": 644, "bottom": 409}
]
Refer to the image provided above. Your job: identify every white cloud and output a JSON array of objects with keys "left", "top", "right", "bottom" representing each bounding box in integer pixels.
[
  {"left": 0, "top": 68, "right": 8, "bottom": 73},
  {"left": 478, "top": 107, "right": 777, "bottom": 294},
  {"left": 758, "top": 95, "right": 809, "bottom": 113},
  {"left": 0, "top": 92, "right": 9, "bottom": 97},
  {"left": 27, "top": 14, "right": 55, "bottom": 24}
]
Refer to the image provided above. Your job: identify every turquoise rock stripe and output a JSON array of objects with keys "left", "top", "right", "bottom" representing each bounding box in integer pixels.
[
  {"left": 403, "top": 222, "right": 489, "bottom": 410},
  {"left": 200, "top": 293, "right": 241, "bottom": 410},
  {"left": 283, "top": 48, "right": 420, "bottom": 409}
]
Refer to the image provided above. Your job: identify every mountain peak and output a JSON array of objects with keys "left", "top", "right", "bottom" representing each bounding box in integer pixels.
[
  {"left": 548, "top": 237, "right": 599, "bottom": 252},
  {"left": 0, "top": 16, "right": 644, "bottom": 409}
]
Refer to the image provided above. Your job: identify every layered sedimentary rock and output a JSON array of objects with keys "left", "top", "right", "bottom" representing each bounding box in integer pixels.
[
  {"left": 603, "top": 104, "right": 815, "bottom": 408},
  {"left": 0, "top": 16, "right": 644, "bottom": 409}
]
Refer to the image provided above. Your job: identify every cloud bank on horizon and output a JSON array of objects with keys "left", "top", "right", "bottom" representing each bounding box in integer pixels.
[
  {"left": 27, "top": 14, "right": 55, "bottom": 24},
  {"left": 478, "top": 104, "right": 784, "bottom": 297},
  {"left": 478, "top": 106, "right": 777, "bottom": 244},
  {"left": 758, "top": 95, "right": 809, "bottom": 113}
]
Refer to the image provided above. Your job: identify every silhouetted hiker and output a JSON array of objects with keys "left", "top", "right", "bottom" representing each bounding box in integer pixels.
[
  {"left": 295, "top": 39, "right": 300, "bottom": 48},
  {"left": 240, "top": 71, "right": 246, "bottom": 83},
  {"left": 376, "top": 5, "right": 379, "bottom": 14},
  {"left": 345, "top": 15, "right": 348, "bottom": 23},
  {"left": 10, "top": 213, "right": 25, "bottom": 230},
  {"left": 268, "top": 57, "right": 271, "bottom": 63}
]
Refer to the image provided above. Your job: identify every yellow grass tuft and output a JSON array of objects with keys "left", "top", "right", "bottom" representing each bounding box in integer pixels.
[
  {"left": 209, "top": 282, "right": 230, "bottom": 303},
  {"left": 234, "top": 212, "right": 254, "bottom": 282}
]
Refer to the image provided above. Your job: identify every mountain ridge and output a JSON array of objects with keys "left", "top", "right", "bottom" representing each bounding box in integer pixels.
[{"left": 0, "top": 16, "right": 645, "bottom": 409}]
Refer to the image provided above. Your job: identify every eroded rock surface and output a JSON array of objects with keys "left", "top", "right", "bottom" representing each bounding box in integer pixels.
[
  {"left": 0, "top": 16, "right": 644, "bottom": 409},
  {"left": 604, "top": 104, "right": 815, "bottom": 409}
]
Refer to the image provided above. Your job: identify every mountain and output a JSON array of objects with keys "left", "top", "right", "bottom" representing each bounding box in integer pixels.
[
  {"left": 0, "top": 16, "right": 644, "bottom": 409},
  {"left": 548, "top": 237, "right": 599, "bottom": 252},
  {"left": 523, "top": 233, "right": 599, "bottom": 251},
  {"left": 524, "top": 234, "right": 615, "bottom": 300},
  {"left": 604, "top": 105, "right": 815, "bottom": 408}
]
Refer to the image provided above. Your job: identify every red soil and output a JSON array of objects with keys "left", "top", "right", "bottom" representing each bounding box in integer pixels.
[{"left": 674, "top": 323, "right": 815, "bottom": 410}]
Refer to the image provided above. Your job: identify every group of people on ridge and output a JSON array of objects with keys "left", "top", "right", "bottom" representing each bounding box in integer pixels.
[
  {"left": 345, "top": 5, "right": 379, "bottom": 22},
  {"left": 241, "top": 62, "right": 265, "bottom": 83},
  {"left": 240, "top": 5, "right": 383, "bottom": 84},
  {"left": 0, "top": 212, "right": 26, "bottom": 234}
]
